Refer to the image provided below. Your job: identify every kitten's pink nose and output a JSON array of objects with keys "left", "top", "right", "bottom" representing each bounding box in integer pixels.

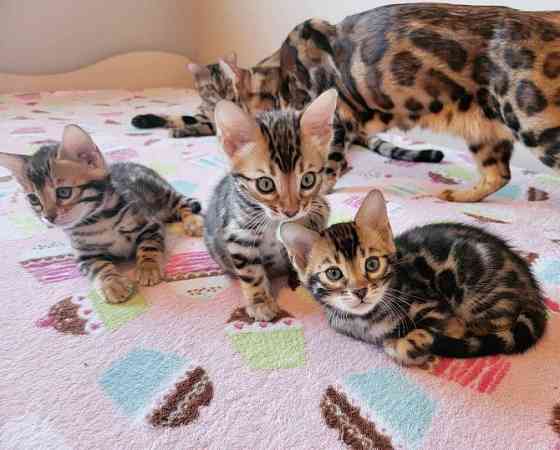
[
  {"left": 45, "top": 213, "right": 57, "bottom": 223},
  {"left": 283, "top": 208, "right": 298, "bottom": 218},
  {"left": 354, "top": 288, "right": 368, "bottom": 300}
]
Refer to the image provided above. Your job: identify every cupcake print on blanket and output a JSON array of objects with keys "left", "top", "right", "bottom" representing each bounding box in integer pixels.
[
  {"left": 100, "top": 349, "right": 213, "bottom": 427},
  {"left": 19, "top": 241, "right": 80, "bottom": 284},
  {"left": 321, "top": 367, "right": 436, "bottom": 450},
  {"left": 225, "top": 307, "right": 305, "bottom": 370},
  {"left": 36, "top": 290, "right": 148, "bottom": 335}
]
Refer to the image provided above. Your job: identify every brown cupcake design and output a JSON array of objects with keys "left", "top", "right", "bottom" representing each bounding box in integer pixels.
[
  {"left": 35, "top": 295, "right": 103, "bottom": 335},
  {"left": 527, "top": 186, "right": 550, "bottom": 201},
  {"left": 146, "top": 366, "right": 213, "bottom": 428},
  {"left": 321, "top": 386, "right": 394, "bottom": 450}
]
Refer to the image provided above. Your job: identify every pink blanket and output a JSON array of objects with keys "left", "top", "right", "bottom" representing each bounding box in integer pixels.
[{"left": 0, "top": 88, "right": 559, "bottom": 450}]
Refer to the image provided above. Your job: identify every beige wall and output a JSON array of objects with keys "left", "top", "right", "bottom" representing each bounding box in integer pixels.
[{"left": 0, "top": 0, "right": 198, "bottom": 74}]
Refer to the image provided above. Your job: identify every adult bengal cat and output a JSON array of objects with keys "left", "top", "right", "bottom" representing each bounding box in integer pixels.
[{"left": 279, "top": 3, "right": 560, "bottom": 202}]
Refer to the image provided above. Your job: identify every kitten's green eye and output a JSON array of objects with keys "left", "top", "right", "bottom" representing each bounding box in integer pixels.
[
  {"left": 256, "top": 177, "right": 275, "bottom": 194},
  {"left": 27, "top": 193, "right": 41, "bottom": 206},
  {"left": 326, "top": 267, "right": 343, "bottom": 281},
  {"left": 365, "top": 256, "right": 380, "bottom": 272},
  {"left": 56, "top": 187, "right": 73, "bottom": 200},
  {"left": 300, "top": 172, "right": 316, "bottom": 190}
]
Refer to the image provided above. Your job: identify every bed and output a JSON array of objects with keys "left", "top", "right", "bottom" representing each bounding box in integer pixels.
[{"left": 0, "top": 87, "right": 559, "bottom": 450}]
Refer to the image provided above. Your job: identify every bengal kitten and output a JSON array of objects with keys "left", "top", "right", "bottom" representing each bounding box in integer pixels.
[
  {"left": 204, "top": 90, "right": 336, "bottom": 321},
  {"left": 280, "top": 190, "right": 547, "bottom": 365},
  {"left": 131, "top": 52, "right": 443, "bottom": 192},
  {"left": 280, "top": 5, "right": 560, "bottom": 202},
  {"left": 0, "top": 125, "right": 203, "bottom": 304}
]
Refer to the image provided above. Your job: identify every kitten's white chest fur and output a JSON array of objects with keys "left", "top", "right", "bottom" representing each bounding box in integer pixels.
[{"left": 260, "top": 221, "right": 291, "bottom": 274}]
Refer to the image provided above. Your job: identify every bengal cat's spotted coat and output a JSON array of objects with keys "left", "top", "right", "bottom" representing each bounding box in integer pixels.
[{"left": 280, "top": 4, "right": 560, "bottom": 201}]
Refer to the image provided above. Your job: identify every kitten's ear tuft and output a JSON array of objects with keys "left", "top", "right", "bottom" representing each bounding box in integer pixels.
[
  {"left": 0, "top": 152, "right": 29, "bottom": 182},
  {"left": 187, "top": 63, "right": 209, "bottom": 78},
  {"left": 214, "top": 100, "right": 257, "bottom": 158},
  {"left": 59, "top": 125, "right": 106, "bottom": 170},
  {"left": 356, "top": 189, "right": 394, "bottom": 242},
  {"left": 300, "top": 88, "right": 338, "bottom": 151},
  {"left": 278, "top": 222, "right": 320, "bottom": 273},
  {"left": 224, "top": 52, "right": 237, "bottom": 65},
  {"left": 218, "top": 59, "right": 241, "bottom": 82}
]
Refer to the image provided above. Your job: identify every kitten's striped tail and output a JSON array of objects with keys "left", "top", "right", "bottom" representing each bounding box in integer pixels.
[
  {"left": 131, "top": 114, "right": 214, "bottom": 137},
  {"left": 431, "top": 306, "right": 547, "bottom": 358},
  {"left": 368, "top": 137, "right": 444, "bottom": 163}
]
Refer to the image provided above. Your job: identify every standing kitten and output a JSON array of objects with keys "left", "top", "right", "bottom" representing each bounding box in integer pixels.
[
  {"left": 0, "top": 125, "right": 203, "bottom": 303},
  {"left": 204, "top": 90, "right": 336, "bottom": 321},
  {"left": 280, "top": 190, "right": 547, "bottom": 365}
]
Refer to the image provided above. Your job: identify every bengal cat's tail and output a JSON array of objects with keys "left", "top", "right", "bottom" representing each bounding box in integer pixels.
[
  {"left": 368, "top": 138, "right": 444, "bottom": 163},
  {"left": 131, "top": 114, "right": 215, "bottom": 137},
  {"left": 431, "top": 306, "right": 548, "bottom": 358}
]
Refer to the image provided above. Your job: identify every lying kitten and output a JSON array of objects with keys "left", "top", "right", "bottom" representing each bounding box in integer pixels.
[
  {"left": 0, "top": 125, "right": 203, "bottom": 303},
  {"left": 204, "top": 90, "right": 335, "bottom": 321},
  {"left": 280, "top": 189, "right": 547, "bottom": 365}
]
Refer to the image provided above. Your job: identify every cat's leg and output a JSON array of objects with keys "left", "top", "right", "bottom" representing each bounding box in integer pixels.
[
  {"left": 383, "top": 329, "right": 435, "bottom": 366},
  {"left": 225, "top": 239, "right": 279, "bottom": 321},
  {"left": 383, "top": 305, "right": 448, "bottom": 365},
  {"left": 437, "top": 139, "right": 513, "bottom": 202},
  {"left": 78, "top": 256, "right": 135, "bottom": 304},
  {"left": 135, "top": 222, "right": 166, "bottom": 287},
  {"left": 321, "top": 120, "right": 348, "bottom": 194},
  {"left": 173, "top": 194, "right": 204, "bottom": 237}
]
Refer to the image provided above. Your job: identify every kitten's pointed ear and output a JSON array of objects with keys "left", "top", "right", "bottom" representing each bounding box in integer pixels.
[
  {"left": 58, "top": 125, "right": 105, "bottom": 170},
  {"left": 218, "top": 59, "right": 241, "bottom": 82},
  {"left": 355, "top": 189, "right": 394, "bottom": 243},
  {"left": 278, "top": 222, "right": 321, "bottom": 273},
  {"left": 187, "top": 62, "right": 209, "bottom": 78},
  {"left": 214, "top": 100, "right": 257, "bottom": 158},
  {"left": 300, "top": 88, "right": 338, "bottom": 151},
  {"left": 0, "top": 152, "right": 29, "bottom": 182},
  {"left": 224, "top": 51, "right": 237, "bottom": 65}
]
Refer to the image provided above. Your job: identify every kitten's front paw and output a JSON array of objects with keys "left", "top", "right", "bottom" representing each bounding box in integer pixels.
[
  {"left": 101, "top": 275, "right": 136, "bottom": 304},
  {"left": 182, "top": 214, "right": 204, "bottom": 237},
  {"left": 246, "top": 300, "right": 280, "bottom": 322},
  {"left": 136, "top": 260, "right": 163, "bottom": 286},
  {"left": 383, "top": 329, "right": 434, "bottom": 366}
]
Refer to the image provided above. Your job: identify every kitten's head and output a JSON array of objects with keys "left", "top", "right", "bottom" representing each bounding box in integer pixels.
[
  {"left": 214, "top": 89, "right": 338, "bottom": 221},
  {"left": 0, "top": 125, "right": 109, "bottom": 229},
  {"left": 280, "top": 190, "right": 397, "bottom": 316},
  {"left": 187, "top": 52, "right": 280, "bottom": 117}
]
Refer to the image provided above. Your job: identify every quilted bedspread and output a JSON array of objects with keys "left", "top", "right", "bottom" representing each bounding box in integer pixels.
[{"left": 0, "top": 88, "right": 559, "bottom": 450}]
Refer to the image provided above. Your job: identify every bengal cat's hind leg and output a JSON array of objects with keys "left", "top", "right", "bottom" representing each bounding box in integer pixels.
[{"left": 438, "top": 140, "right": 513, "bottom": 202}]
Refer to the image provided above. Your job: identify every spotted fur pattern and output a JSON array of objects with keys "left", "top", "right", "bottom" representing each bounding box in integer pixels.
[
  {"left": 280, "top": 5, "right": 560, "bottom": 202},
  {"left": 281, "top": 190, "right": 547, "bottom": 365},
  {"left": 0, "top": 125, "right": 203, "bottom": 304},
  {"left": 205, "top": 97, "right": 332, "bottom": 321}
]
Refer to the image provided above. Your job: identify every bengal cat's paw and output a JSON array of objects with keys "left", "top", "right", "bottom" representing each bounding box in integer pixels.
[
  {"left": 101, "top": 275, "right": 136, "bottom": 304},
  {"left": 436, "top": 188, "right": 485, "bottom": 203},
  {"left": 136, "top": 261, "right": 163, "bottom": 287},
  {"left": 182, "top": 214, "right": 204, "bottom": 237},
  {"left": 246, "top": 301, "right": 280, "bottom": 322},
  {"left": 383, "top": 329, "right": 434, "bottom": 366}
]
